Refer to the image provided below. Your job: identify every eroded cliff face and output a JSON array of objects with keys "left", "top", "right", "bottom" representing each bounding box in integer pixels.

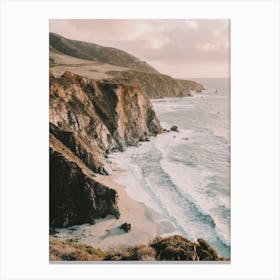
[
  {"left": 49, "top": 70, "right": 162, "bottom": 227},
  {"left": 50, "top": 148, "right": 119, "bottom": 228},
  {"left": 108, "top": 70, "right": 205, "bottom": 99},
  {"left": 50, "top": 71, "right": 162, "bottom": 170}
]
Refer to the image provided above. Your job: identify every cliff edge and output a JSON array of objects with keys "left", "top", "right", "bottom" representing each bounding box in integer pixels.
[{"left": 49, "top": 71, "right": 162, "bottom": 228}]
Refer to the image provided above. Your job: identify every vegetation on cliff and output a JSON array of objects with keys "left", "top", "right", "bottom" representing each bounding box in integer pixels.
[
  {"left": 50, "top": 235, "right": 229, "bottom": 261},
  {"left": 50, "top": 32, "right": 159, "bottom": 74},
  {"left": 49, "top": 237, "right": 105, "bottom": 261}
]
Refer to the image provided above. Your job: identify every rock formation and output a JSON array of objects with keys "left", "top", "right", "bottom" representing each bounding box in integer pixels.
[
  {"left": 120, "top": 222, "right": 131, "bottom": 233},
  {"left": 50, "top": 234, "right": 229, "bottom": 261},
  {"left": 103, "top": 235, "right": 229, "bottom": 261},
  {"left": 170, "top": 125, "right": 179, "bottom": 132},
  {"left": 149, "top": 235, "right": 226, "bottom": 261},
  {"left": 49, "top": 70, "right": 162, "bottom": 228},
  {"left": 50, "top": 148, "right": 119, "bottom": 228},
  {"left": 108, "top": 70, "right": 204, "bottom": 99}
]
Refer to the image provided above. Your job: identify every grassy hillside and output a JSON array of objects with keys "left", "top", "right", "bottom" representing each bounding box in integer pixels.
[{"left": 50, "top": 33, "right": 159, "bottom": 74}]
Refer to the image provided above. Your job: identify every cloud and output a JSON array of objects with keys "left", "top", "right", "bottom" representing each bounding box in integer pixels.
[
  {"left": 149, "top": 35, "right": 170, "bottom": 49},
  {"left": 184, "top": 20, "right": 199, "bottom": 29},
  {"left": 49, "top": 19, "right": 230, "bottom": 78}
]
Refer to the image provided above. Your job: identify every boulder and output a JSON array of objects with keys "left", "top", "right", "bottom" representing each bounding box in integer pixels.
[
  {"left": 120, "top": 223, "right": 131, "bottom": 233},
  {"left": 170, "top": 125, "right": 179, "bottom": 132}
]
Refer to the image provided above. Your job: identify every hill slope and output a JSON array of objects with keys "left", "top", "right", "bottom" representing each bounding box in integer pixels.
[
  {"left": 50, "top": 33, "right": 204, "bottom": 98},
  {"left": 50, "top": 33, "right": 159, "bottom": 74}
]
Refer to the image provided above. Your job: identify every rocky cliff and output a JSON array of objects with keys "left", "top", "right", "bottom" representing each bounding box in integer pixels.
[
  {"left": 50, "top": 148, "right": 119, "bottom": 228},
  {"left": 49, "top": 70, "right": 162, "bottom": 228},
  {"left": 49, "top": 34, "right": 204, "bottom": 229},
  {"left": 108, "top": 70, "right": 205, "bottom": 99}
]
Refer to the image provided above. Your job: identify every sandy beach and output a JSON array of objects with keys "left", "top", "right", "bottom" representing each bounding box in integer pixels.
[{"left": 53, "top": 166, "right": 176, "bottom": 251}]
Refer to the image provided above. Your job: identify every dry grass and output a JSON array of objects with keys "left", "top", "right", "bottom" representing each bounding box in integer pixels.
[
  {"left": 49, "top": 235, "right": 229, "bottom": 261},
  {"left": 104, "top": 244, "right": 156, "bottom": 261},
  {"left": 49, "top": 237, "right": 104, "bottom": 261}
]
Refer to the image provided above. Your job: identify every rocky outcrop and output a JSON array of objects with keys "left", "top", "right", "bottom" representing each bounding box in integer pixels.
[
  {"left": 49, "top": 70, "right": 162, "bottom": 228},
  {"left": 50, "top": 70, "right": 162, "bottom": 171},
  {"left": 120, "top": 222, "right": 131, "bottom": 233},
  {"left": 50, "top": 234, "right": 229, "bottom": 261},
  {"left": 108, "top": 70, "right": 204, "bottom": 99},
  {"left": 177, "top": 79, "right": 205, "bottom": 93},
  {"left": 170, "top": 125, "right": 179, "bottom": 132},
  {"left": 50, "top": 148, "right": 120, "bottom": 228},
  {"left": 149, "top": 235, "right": 227, "bottom": 261},
  {"left": 103, "top": 235, "right": 229, "bottom": 261}
]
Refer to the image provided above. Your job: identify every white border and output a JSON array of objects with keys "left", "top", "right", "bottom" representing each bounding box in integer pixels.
[{"left": 0, "top": 0, "right": 279, "bottom": 279}]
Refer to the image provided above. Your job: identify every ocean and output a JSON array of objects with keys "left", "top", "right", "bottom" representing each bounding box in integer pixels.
[{"left": 110, "top": 78, "right": 231, "bottom": 257}]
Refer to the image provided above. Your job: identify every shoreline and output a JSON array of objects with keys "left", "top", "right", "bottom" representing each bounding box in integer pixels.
[{"left": 53, "top": 165, "right": 177, "bottom": 251}]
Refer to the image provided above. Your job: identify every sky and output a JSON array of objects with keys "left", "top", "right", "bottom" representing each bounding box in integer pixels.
[{"left": 49, "top": 19, "right": 230, "bottom": 78}]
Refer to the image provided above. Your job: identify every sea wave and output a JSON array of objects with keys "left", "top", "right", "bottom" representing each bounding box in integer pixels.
[
  {"left": 111, "top": 90, "right": 230, "bottom": 256},
  {"left": 110, "top": 137, "right": 230, "bottom": 249}
]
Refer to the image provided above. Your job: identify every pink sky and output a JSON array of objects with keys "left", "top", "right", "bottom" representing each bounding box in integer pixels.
[{"left": 50, "top": 19, "right": 230, "bottom": 78}]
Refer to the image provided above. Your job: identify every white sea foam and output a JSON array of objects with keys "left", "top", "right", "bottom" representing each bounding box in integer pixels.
[
  {"left": 111, "top": 87, "right": 230, "bottom": 256},
  {"left": 110, "top": 150, "right": 162, "bottom": 214}
]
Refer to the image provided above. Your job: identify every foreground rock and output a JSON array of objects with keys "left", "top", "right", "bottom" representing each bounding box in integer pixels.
[
  {"left": 104, "top": 235, "right": 229, "bottom": 261},
  {"left": 50, "top": 148, "right": 120, "bottom": 228},
  {"left": 49, "top": 235, "right": 228, "bottom": 261},
  {"left": 150, "top": 235, "right": 227, "bottom": 261},
  {"left": 120, "top": 222, "right": 131, "bottom": 233}
]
